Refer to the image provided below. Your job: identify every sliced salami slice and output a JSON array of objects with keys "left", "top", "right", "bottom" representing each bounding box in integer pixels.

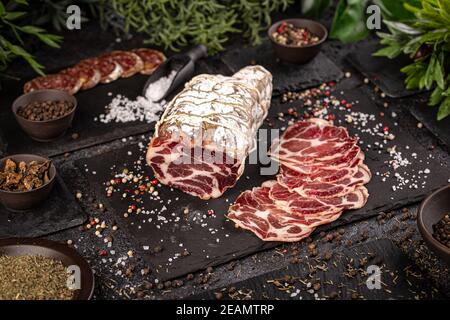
[
  {"left": 103, "top": 51, "right": 143, "bottom": 78},
  {"left": 60, "top": 64, "right": 101, "bottom": 90},
  {"left": 131, "top": 48, "right": 166, "bottom": 75},
  {"left": 23, "top": 74, "right": 83, "bottom": 95},
  {"left": 91, "top": 56, "right": 123, "bottom": 83}
]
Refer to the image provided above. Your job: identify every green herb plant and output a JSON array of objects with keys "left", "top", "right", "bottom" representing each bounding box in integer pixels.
[
  {"left": 97, "top": 0, "right": 293, "bottom": 54},
  {"left": 0, "top": 0, "right": 62, "bottom": 76},
  {"left": 301, "top": 0, "right": 420, "bottom": 43},
  {"left": 374, "top": 0, "right": 450, "bottom": 120}
]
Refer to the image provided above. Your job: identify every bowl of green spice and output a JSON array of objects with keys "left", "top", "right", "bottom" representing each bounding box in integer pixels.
[{"left": 0, "top": 238, "right": 94, "bottom": 300}]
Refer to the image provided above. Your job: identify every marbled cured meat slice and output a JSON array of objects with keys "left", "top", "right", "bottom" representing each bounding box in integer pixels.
[
  {"left": 227, "top": 182, "right": 368, "bottom": 242},
  {"left": 60, "top": 64, "right": 101, "bottom": 90},
  {"left": 228, "top": 118, "right": 371, "bottom": 242},
  {"left": 277, "top": 163, "right": 371, "bottom": 199},
  {"left": 277, "top": 152, "right": 364, "bottom": 189},
  {"left": 103, "top": 51, "right": 144, "bottom": 78},
  {"left": 270, "top": 118, "right": 361, "bottom": 173},
  {"left": 227, "top": 187, "right": 315, "bottom": 242},
  {"left": 132, "top": 48, "right": 166, "bottom": 75},
  {"left": 146, "top": 65, "right": 272, "bottom": 199},
  {"left": 23, "top": 74, "right": 83, "bottom": 95}
]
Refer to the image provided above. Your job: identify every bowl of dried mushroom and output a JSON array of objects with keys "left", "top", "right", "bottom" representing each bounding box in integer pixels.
[{"left": 0, "top": 154, "right": 56, "bottom": 211}]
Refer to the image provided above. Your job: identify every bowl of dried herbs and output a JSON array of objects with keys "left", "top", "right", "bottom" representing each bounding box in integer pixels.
[{"left": 0, "top": 238, "right": 94, "bottom": 300}]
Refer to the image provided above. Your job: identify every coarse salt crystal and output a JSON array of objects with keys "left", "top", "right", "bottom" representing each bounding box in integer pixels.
[{"left": 98, "top": 71, "right": 177, "bottom": 124}]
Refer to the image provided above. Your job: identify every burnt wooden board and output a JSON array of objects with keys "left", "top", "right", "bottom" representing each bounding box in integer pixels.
[
  {"left": 220, "top": 40, "right": 343, "bottom": 94},
  {"left": 0, "top": 174, "right": 86, "bottom": 238},
  {"left": 192, "top": 239, "right": 445, "bottom": 300},
  {"left": 0, "top": 60, "right": 219, "bottom": 157},
  {"left": 75, "top": 87, "right": 450, "bottom": 281},
  {"left": 346, "top": 42, "right": 421, "bottom": 98}
]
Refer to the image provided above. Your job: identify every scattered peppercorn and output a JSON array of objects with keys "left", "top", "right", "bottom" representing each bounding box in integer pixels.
[{"left": 432, "top": 213, "right": 450, "bottom": 248}]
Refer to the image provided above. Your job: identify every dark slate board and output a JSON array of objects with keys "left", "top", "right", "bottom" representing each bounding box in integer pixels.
[
  {"left": 0, "top": 60, "right": 219, "bottom": 157},
  {"left": 192, "top": 239, "right": 445, "bottom": 300},
  {"left": 407, "top": 94, "right": 450, "bottom": 150},
  {"left": 75, "top": 87, "right": 450, "bottom": 281},
  {"left": 346, "top": 42, "right": 420, "bottom": 98},
  {"left": 220, "top": 40, "right": 343, "bottom": 94},
  {"left": 0, "top": 174, "right": 86, "bottom": 238}
]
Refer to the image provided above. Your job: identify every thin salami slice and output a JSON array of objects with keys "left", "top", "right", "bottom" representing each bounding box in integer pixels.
[
  {"left": 23, "top": 74, "right": 83, "bottom": 95},
  {"left": 90, "top": 56, "right": 123, "bottom": 83},
  {"left": 131, "top": 48, "right": 166, "bottom": 75},
  {"left": 103, "top": 51, "right": 143, "bottom": 78},
  {"left": 60, "top": 64, "right": 101, "bottom": 90}
]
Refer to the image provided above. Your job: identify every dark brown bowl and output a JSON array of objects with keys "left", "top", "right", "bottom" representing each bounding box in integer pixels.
[
  {"left": 268, "top": 18, "right": 328, "bottom": 64},
  {"left": 0, "top": 154, "right": 56, "bottom": 211},
  {"left": 0, "top": 238, "right": 94, "bottom": 300},
  {"left": 418, "top": 185, "right": 450, "bottom": 264},
  {"left": 12, "top": 89, "right": 77, "bottom": 142}
]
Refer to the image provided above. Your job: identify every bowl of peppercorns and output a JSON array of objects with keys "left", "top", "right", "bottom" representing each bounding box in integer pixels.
[
  {"left": 268, "top": 19, "right": 327, "bottom": 64},
  {"left": 418, "top": 185, "right": 450, "bottom": 264},
  {"left": 12, "top": 89, "right": 77, "bottom": 142}
]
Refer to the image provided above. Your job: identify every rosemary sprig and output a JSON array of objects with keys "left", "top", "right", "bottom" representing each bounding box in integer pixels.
[
  {"left": 97, "top": 0, "right": 293, "bottom": 54},
  {"left": 374, "top": 0, "right": 450, "bottom": 120}
]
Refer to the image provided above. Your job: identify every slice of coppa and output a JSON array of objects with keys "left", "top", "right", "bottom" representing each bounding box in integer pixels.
[{"left": 227, "top": 118, "right": 371, "bottom": 242}]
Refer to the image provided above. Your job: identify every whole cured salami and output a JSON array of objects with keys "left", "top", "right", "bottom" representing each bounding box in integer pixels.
[
  {"left": 132, "top": 48, "right": 166, "bottom": 75},
  {"left": 23, "top": 74, "right": 83, "bottom": 95},
  {"left": 146, "top": 65, "right": 272, "bottom": 199},
  {"left": 60, "top": 64, "right": 101, "bottom": 90},
  {"left": 103, "top": 51, "right": 143, "bottom": 78}
]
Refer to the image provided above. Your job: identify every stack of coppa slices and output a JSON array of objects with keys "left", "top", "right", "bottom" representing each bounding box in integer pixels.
[
  {"left": 23, "top": 49, "right": 166, "bottom": 95},
  {"left": 227, "top": 118, "right": 371, "bottom": 242}
]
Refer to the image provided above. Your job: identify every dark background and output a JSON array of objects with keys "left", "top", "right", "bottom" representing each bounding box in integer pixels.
[{"left": 0, "top": 2, "right": 449, "bottom": 300}]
